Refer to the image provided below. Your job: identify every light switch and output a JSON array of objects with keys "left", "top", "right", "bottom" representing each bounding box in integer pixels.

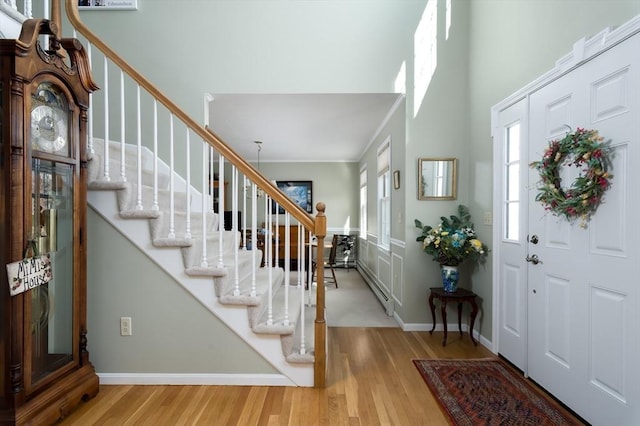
[{"left": 483, "top": 212, "right": 493, "bottom": 225}]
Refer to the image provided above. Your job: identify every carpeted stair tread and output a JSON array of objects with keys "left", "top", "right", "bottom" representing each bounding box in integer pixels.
[
  {"left": 149, "top": 211, "right": 220, "bottom": 245},
  {"left": 88, "top": 179, "right": 129, "bottom": 191},
  {"left": 251, "top": 284, "right": 305, "bottom": 335},
  {"left": 89, "top": 141, "right": 171, "bottom": 189},
  {"left": 116, "top": 183, "right": 189, "bottom": 213},
  {"left": 219, "top": 266, "right": 284, "bottom": 306},
  {"left": 285, "top": 305, "right": 316, "bottom": 363},
  {"left": 181, "top": 235, "right": 258, "bottom": 280}
]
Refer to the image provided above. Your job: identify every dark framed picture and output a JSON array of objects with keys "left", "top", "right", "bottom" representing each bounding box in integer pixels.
[{"left": 274, "top": 180, "right": 313, "bottom": 214}]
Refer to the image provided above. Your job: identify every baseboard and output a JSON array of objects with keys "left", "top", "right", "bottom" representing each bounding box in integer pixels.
[
  {"left": 97, "top": 372, "right": 295, "bottom": 386},
  {"left": 398, "top": 320, "right": 493, "bottom": 350}
]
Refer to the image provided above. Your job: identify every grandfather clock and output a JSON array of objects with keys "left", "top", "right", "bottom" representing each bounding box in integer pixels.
[{"left": 0, "top": 14, "right": 99, "bottom": 425}]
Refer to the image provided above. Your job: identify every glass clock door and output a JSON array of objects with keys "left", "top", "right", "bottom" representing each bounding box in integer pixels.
[{"left": 29, "top": 158, "right": 75, "bottom": 385}]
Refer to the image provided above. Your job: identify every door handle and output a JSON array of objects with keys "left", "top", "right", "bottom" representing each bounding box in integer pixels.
[{"left": 526, "top": 254, "right": 542, "bottom": 265}]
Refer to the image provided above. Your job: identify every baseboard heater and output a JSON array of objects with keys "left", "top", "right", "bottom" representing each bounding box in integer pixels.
[{"left": 357, "top": 262, "right": 392, "bottom": 315}]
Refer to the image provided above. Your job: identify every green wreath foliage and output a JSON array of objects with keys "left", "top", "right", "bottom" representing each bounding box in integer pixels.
[{"left": 529, "top": 128, "right": 613, "bottom": 228}]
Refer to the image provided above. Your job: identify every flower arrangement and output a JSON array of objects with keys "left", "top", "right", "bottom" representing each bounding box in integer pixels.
[
  {"left": 529, "top": 127, "right": 612, "bottom": 228},
  {"left": 415, "top": 205, "right": 489, "bottom": 267}
]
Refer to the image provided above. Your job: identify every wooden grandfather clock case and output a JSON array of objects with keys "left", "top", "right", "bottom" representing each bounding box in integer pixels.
[{"left": 0, "top": 17, "right": 99, "bottom": 425}]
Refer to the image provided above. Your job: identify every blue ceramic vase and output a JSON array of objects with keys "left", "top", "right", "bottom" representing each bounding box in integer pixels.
[{"left": 441, "top": 265, "right": 459, "bottom": 293}]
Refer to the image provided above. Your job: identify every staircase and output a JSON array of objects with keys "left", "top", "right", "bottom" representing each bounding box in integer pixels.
[
  {"left": 0, "top": 0, "right": 328, "bottom": 387},
  {"left": 87, "top": 137, "right": 318, "bottom": 386}
]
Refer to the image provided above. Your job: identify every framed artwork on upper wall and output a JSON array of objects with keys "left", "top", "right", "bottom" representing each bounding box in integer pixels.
[
  {"left": 78, "top": 0, "right": 138, "bottom": 10},
  {"left": 274, "top": 180, "right": 313, "bottom": 214}
]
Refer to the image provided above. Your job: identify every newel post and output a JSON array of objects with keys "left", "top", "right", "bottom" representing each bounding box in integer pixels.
[{"left": 313, "top": 202, "right": 327, "bottom": 388}]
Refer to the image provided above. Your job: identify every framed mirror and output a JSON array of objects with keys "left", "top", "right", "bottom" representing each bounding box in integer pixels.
[{"left": 418, "top": 157, "right": 457, "bottom": 200}]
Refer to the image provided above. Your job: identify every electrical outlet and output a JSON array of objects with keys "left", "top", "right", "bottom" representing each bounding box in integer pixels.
[{"left": 120, "top": 317, "right": 132, "bottom": 336}]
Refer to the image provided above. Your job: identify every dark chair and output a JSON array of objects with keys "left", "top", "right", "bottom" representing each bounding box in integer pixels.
[{"left": 312, "top": 234, "right": 339, "bottom": 288}]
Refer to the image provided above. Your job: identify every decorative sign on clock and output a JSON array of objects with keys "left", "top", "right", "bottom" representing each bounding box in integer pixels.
[{"left": 6, "top": 254, "right": 53, "bottom": 296}]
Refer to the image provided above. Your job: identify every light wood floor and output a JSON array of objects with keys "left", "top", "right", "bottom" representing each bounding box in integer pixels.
[{"left": 58, "top": 327, "right": 579, "bottom": 425}]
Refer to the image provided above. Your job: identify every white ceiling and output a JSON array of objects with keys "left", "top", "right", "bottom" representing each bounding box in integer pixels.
[{"left": 208, "top": 93, "right": 403, "bottom": 163}]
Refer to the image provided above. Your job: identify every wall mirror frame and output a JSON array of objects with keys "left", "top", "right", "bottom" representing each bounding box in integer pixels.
[{"left": 418, "top": 157, "right": 458, "bottom": 200}]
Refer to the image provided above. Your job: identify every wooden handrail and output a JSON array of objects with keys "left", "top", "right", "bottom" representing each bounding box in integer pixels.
[{"left": 62, "top": 0, "right": 314, "bottom": 232}]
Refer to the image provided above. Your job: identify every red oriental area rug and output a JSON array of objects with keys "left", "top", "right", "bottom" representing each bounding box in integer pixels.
[{"left": 413, "top": 358, "right": 584, "bottom": 426}]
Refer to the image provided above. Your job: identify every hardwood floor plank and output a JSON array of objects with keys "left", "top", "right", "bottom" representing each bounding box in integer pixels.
[{"left": 59, "top": 327, "right": 582, "bottom": 425}]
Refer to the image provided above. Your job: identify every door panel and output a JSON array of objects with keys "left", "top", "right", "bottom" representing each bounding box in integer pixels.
[{"left": 527, "top": 34, "right": 640, "bottom": 425}]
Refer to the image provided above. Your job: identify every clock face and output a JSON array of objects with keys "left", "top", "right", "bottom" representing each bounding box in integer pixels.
[{"left": 31, "top": 82, "right": 69, "bottom": 155}]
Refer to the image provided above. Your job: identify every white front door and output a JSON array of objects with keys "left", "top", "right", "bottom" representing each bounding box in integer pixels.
[{"left": 526, "top": 34, "right": 640, "bottom": 425}]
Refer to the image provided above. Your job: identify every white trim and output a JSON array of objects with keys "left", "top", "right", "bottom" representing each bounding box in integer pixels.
[
  {"left": 98, "top": 373, "right": 294, "bottom": 386},
  {"left": 391, "top": 252, "right": 404, "bottom": 308},
  {"left": 389, "top": 237, "right": 405, "bottom": 249}
]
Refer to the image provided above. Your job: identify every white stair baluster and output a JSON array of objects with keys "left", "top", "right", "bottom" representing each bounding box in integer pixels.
[
  {"left": 274, "top": 206, "right": 279, "bottom": 268},
  {"left": 209, "top": 147, "right": 215, "bottom": 213},
  {"left": 119, "top": 70, "right": 126, "bottom": 182},
  {"left": 167, "top": 115, "right": 175, "bottom": 239},
  {"left": 135, "top": 85, "right": 143, "bottom": 210},
  {"left": 266, "top": 196, "right": 273, "bottom": 326},
  {"left": 307, "top": 230, "right": 313, "bottom": 306},
  {"left": 250, "top": 182, "right": 257, "bottom": 297},
  {"left": 242, "top": 176, "right": 248, "bottom": 250},
  {"left": 152, "top": 100, "right": 159, "bottom": 211},
  {"left": 232, "top": 167, "right": 240, "bottom": 297},
  {"left": 87, "top": 42, "right": 94, "bottom": 155},
  {"left": 200, "top": 139, "right": 208, "bottom": 268},
  {"left": 102, "top": 56, "right": 111, "bottom": 182},
  {"left": 184, "top": 129, "right": 191, "bottom": 239},
  {"left": 217, "top": 154, "right": 224, "bottom": 268},
  {"left": 283, "top": 213, "right": 290, "bottom": 327}
]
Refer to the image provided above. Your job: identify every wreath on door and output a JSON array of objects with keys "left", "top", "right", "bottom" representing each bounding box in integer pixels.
[{"left": 529, "top": 127, "right": 613, "bottom": 228}]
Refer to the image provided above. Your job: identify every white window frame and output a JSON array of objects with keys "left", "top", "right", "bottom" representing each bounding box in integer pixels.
[
  {"left": 360, "top": 166, "right": 367, "bottom": 240},
  {"left": 377, "top": 138, "right": 391, "bottom": 250},
  {"left": 504, "top": 122, "right": 521, "bottom": 241}
]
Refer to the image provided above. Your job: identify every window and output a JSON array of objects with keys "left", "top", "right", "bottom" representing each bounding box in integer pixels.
[
  {"left": 414, "top": 0, "right": 438, "bottom": 116},
  {"left": 504, "top": 123, "right": 520, "bottom": 240},
  {"left": 360, "top": 167, "right": 367, "bottom": 239},
  {"left": 378, "top": 139, "right": 391, "bottom": 249}
]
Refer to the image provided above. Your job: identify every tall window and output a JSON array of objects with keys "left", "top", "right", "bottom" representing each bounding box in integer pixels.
[
  {"left": 505, "top": 123, "right": 520, "bottom": 240},
  {"left": 378, "top": 139, "right": 391, "bottom": 249},
  {"left": 414, "top": 0, "right": 438, "bottom": 116},
  {"left": 360, "top": 167, "right": 367, "bottom": 239}
]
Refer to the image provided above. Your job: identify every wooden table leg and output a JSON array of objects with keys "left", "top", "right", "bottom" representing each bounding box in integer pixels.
[
  {"left": 441, "top": 300, "right": 448, "bottom": 346},
  {"left": 457, "top": 302, "right": 463, "bottom": 337},
  {"left": 469, "top": 297, "right": 478, "bottom": 346},
  {"left": 429, "top": 292, "right": 436, "bottom": 334}
]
